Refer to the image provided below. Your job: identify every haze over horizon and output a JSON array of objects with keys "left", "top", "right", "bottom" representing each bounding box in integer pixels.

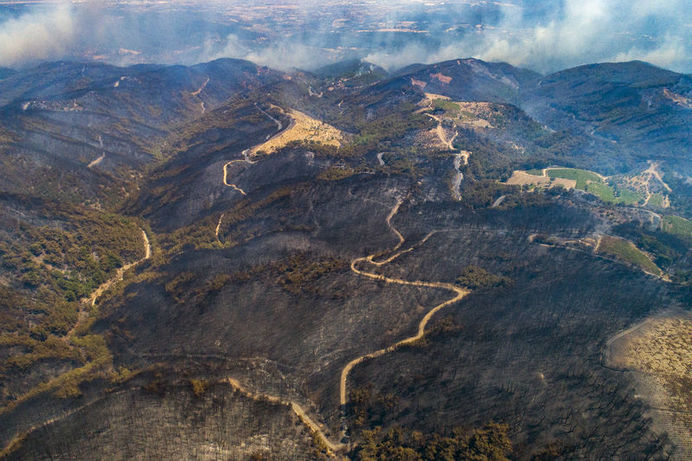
[
  {"left": 0, "top": 0, "right": 690, "bottom": 74},
  {"left": 0, "top": 0, "right": 691, "bottom": 459}
]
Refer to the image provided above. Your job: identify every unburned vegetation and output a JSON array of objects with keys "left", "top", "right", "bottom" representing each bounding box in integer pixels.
[
  {"left": 0, "top": 195, "right": 145, "bottom": 412},
  {"left": 597, "top": 235, "right": 662, "bottom": 276}
]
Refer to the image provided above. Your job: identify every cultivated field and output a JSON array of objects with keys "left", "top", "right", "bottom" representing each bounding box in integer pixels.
[
  {"left": 505, "top": 167, "right": 644, "bottom": 205},
  {"left": 597, "top": 235, "right": 662, "bottom": 276},
  {"left": 662, "top": 215, "right": 692, "bottom": 240},
  {"left": 505, "top": 169, "right": 574, "bottom": 188}
]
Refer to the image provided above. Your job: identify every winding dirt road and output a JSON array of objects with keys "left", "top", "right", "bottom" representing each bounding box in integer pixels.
[
  {"left": 215, "top": 213, "right": 224, "bottom": 243},
  {"left": 191, "top": 77, "right": 210, "bottom": 97},
  {"left": 225, "top": 378, "right": 344, "bottom": 455},
  {"left": 191, "top": 78, "right": 210, "bottom": 114},
  {"left": 223, "top": 104, "right": 287, "bottom": 195},
  {"left": 426, "top": 113, "right": 458, "bottom": 152},
  {"left": 424, "top": 109, "right": 469, "bottom": 200},
  {"left": 491, "top": 195, "right": 506, "bottom": 208},
  {"left": 217, "top": 107, "right": 348, "bottom": 454},
  {"left": 641, "top": 162, "right": 672, "bottom": 207},
  {"left": 340, "top": 200, "right": 470, "bottom": 406},
  {"left": 1, "top": 230, "right": 153, "bottom": 457},
  {"left": 65, "top": 229, "right": 152, "bottom": 339},
  {"left": 86, "top": 229, "right": 151, "bottom": 307},
  {"left": 218, "top": 109, "right": 473, "bottom": 452},
  {"left": 87, "top": 136, "right": 106, "bottom": 168},
  {"left": 644, "top": 162, "right": 672, "bottom": 193},
  {"left": 215, "top": 198, "right": 469, "bottom": 453},
  {"left": 254, "top": 102, "right": 283, "bottom": 131},
  {"left": 217, "top": 105, "right": 472, "bottom": 454},
  {"left": 223, "top": 150, "right": 252, "bottom": 195},
  {"left": 0, "top": 388, "right": 135, "bottom": 458}
]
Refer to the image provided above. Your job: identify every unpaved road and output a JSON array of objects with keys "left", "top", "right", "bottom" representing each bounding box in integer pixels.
[
  {"left": 218, "top": 106, "right": 347, "bottom": 455},
  {"left": 220, "top": 198, "right": 470, "bottom": 453},
  {"left": 86, "top": 229, "right": 151, "bottom": 307},
  {"left": 191, "top": 78, "right": 210, "bottom": 113},
  {"left": 65, "top": 229, "right": 152, "bottom": 339},
  {"left": 87, "top": 153, "right": 105, "bottom": 169},
  {"left": 424, "top": 110, "right": 469, "bottom": 199},
  {"left": 642, "top": 162, "right": 671, "bottom": 207},
  {"left": 602, "top": 317, "right": 654, "bottom": 370},
  {"left": 215, "top": 213, "right": 224, "bottom": 242},
  {"left": 222, "top": 107, "right": 475, "bottom": 454},
  {"left": 491, "top": 195, "right": 506, "bottom": 208},
  {"left": 254, "top": 102, "right": 282, "bottom": 131},
  {"left": 191, "top": 77, "right": 210, "bottom": 97},
  {"left": 223, "top": 105, "right": 288, "bottom": 195},
  {"left": 0, "top": 388, "right": 134, "bottom": 458},
  {"left": 340, "top": 200, "right": 470, "bottom": 406},
  {"left": 223, "top": 151, "right": 252, "bottom": 195},
  {"left": 644, "top": 162, "right": 672, "bottom": 193},
  {"left": 426, "top": 113, "right": 457, "bottom": 152},
  {"left": 1, "top": 230, "right": 153, "bottom": 457},
  {"left": 225, "top": 378, "right": 345, "bottom": 455}
]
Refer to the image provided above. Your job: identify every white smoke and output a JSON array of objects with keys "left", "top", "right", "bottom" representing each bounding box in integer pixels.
[
  {"left": 200, "top": 34, "right": 333, "bottom": 72},
  {"left": 364, "top": 0, "right": 692, "bottom": 74},
  {"left": 0, "top": 0, "right": 690, "bottom": 74},
  {"left": 613, "top": 34, "right": 690, "bottom": 70},
  {"left": 0, "top": 2, "right": 76, "bottom": 67}
]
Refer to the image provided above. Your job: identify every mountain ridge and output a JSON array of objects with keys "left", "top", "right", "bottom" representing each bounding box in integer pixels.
[{"left": 0, "top": 55, "right": 689, "bottom": 460}]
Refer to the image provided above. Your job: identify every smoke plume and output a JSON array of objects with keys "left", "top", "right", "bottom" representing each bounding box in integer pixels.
[
  {"left": 0, "top": 0, "right": 690, "bottom": 74},
  {"left": 0, "top": 3, "right": 76, "bottom": 67}
]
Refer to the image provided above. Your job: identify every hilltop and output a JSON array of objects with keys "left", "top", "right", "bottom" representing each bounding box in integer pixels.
[{"left": 0, "top": 57, "right": 689, "bottom": 460}]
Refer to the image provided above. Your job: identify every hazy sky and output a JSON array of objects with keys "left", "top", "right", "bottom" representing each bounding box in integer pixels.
[{"left": 0, "top": 0, "right": 690, "bottom": 74}]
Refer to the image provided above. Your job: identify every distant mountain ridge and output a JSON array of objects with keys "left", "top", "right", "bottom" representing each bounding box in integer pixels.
[{"left": 523, "top": 60, "right": 691, "bottom": 166}]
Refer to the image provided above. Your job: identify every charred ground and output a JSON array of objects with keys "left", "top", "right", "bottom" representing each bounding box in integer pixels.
[{"left": 0, "top": 57, "right": 690, "bottom": 460}]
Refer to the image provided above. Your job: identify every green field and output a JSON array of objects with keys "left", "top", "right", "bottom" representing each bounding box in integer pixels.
[
  {"left": 432, "top": 98, "right": 460, "bottom": 112},
  {"left": 545, "top": 168, "right": 643, "bottom": 205},
  {"left": 646, "top": 193, "right": 666, "bottom": 208},
  {"left": 662, "top": 215, "right": 692, "bottom": 240},
  {"left": 526, "top": 169, "right": 544, "bottom": 176},
  {"left": 584, "top": 181, "right": 617, "bottom": 202},
  {"left": 599, "top": 236, "right": 662, "bottom": 276},
  {"left": 609, "top": 185, "right": 643, "bottom": 206},
  {"left": 547, "top": 168, "right": 603, "bottom": 189}
]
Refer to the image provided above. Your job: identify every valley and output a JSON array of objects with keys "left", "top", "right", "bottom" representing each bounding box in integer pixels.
[{"left": 0, "top": 56, "right": 689, "bottom": 460}]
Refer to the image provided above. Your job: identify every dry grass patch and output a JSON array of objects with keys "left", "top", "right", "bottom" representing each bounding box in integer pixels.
[
  {"left": 419, "top": 94, "right": 497, "bottom": 129},
  {"left": 431, "top": 72, "right": 452, "bottom": 84},
  {"left": 607, "top": 314, "right": 692, "bottom": 456},
  {"left": 423, "top": 92, "right": 450, "bottom": 101},
  {"left": 455, "top": 101, "right": 500, "bottom": 128},
  {"left": 663, "top": 88, "right": 692, "bottom": 109},
  {"left": 250, "top": 109, "right": 346, "bottom": 155},
  {"left": 505, "top": 170, "right": 551, "bottom": 187},
  {"left": 616, "top": 317, "right": 691, "bottom": 379}
]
